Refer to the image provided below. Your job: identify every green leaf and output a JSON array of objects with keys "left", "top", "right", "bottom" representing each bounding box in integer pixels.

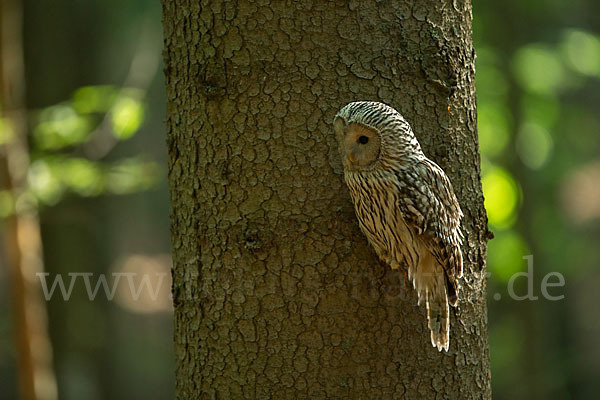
[
  {"left": 34, "top": 105, "right": 91, "bottom": 150},
  {"left": 72, "top": 85, "right": 118, "bottom": 114},
  {"left": 482, "top": 165, "right": 521, "bottom": 229},
  {"left": 61, "top": 158, "right": 104, "bottom": 197},
  {"left": 27, "top": 158, "right": 64, "bottom": 205},
  {"left": 487, "top": 230, "right": 530, "bottom": 283},
  {"left": 111, "top": 94, "right": 145, "bottom": 140},
  {"left": 105, "top": 158, "right": 159, "bottom": 194}
]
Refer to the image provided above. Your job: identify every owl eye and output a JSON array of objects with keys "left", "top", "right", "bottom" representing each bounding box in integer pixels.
[{"left": 358, "top": 136, "right": 369, "bottom": 144}]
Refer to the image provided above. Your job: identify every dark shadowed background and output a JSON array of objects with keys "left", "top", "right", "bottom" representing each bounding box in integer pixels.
[{"left": 0, "top": 0, "right": 599, "bottom": 399}]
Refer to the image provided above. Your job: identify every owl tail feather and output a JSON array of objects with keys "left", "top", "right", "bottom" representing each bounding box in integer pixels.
[
  {"left": 411, "top": 252, "right": 451, "bottom": 352},
  {"left": 425, "top": 288, "right": 450, "bottom": 352}
]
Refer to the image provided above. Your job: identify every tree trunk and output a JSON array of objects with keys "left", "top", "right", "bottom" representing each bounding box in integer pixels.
[{"left": 162, "top": 1, "right": 491, "bottom": 398}]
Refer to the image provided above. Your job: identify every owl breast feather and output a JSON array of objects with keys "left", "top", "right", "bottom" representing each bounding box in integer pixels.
[{"left": 344, "top": 170, "right": 421, "bottom": 271}]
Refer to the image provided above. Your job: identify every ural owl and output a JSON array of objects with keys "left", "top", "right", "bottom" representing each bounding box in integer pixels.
[{"left": 334, "top": 101, "right": 464, "bottom": 351}]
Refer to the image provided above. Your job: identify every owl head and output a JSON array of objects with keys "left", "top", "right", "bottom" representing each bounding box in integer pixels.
[{"left": 333, "top": 101, "right": 423, "bottom": 172}]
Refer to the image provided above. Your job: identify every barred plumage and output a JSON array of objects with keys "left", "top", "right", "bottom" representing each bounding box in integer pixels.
[{"left": 334, "top": 101, "right": 463, "bottom": 351}]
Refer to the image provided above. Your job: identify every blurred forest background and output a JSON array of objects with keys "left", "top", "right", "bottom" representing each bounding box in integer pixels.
[{"left": 0, "top": 0, "right": 599, "bottom": 399}]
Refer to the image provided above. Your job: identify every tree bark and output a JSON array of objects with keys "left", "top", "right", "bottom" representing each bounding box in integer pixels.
[{"left": 162, "top": 1, "right": 491, "bottom": 398}]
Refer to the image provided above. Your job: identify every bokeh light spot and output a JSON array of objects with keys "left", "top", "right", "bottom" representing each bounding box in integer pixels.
[
  {"left": 478, "top": 103, "right": 512, "bottom": 158},
  {"left": 560, "top": 161, "right": 600, "bottom": 224},
  {"left": 561, "top": 29, "right": 600, "bottom": 77},
  {"left": 487, "top": 230, "right": 530, "bottom": 282},
  {"left": 516, "top": 122, "right": 554, "bottom": 170},
  {"left": 113, "top": 254, "right": 173, "bottom": 314},
  {"left": 111, "top": 95, "right": 144, "bottom": 140},
  {"left": 105, "top": 158, "right": 159, "bottom": 195},
  {"left": 513, "top": 45, "right": 565, "bottom": 94},
  {"left": 27, "top": 159, "right": 64, "bottom": 205},
  {"left": 61, "top": 158, "right": 104, "bottom": 197},
  {"left": 34, "top": 105, "right": 91, "bottom": 150},
  {"left": 482, "top": 166, "right": 520, "bottom": 229},
  {"left": 72, "top": 85, "right": 118, "bottom": 114}
]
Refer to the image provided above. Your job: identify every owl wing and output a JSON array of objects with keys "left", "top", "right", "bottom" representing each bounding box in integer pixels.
[{"left": 394, "top": 158, "right": 464, "bottom": 304}]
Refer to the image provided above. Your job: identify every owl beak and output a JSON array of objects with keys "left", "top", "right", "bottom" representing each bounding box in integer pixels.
[{"left": 348, "top": 153, "right": 355, "bottom": 163}]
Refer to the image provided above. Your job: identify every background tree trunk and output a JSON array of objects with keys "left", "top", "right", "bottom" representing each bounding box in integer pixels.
[
  {"left": 162, "top": 0, "right": 491, "bottom": 398},
  {"left": 1, "top": 0, "right": 57, "bottom": 399}
]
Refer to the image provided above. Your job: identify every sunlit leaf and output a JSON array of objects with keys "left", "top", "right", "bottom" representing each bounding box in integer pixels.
[
  {"left": 513, "top": 45, "right": 565, "bottom": 94},
  {"left": 111, "top": 94, "right": 144, "bottom": 140},
  {"left": 61, "top": 158, "right": 104, "bottom": 197},
  {"left": 561, "top": 29, "right": 600, "bottom": 77},
  {"left": 72, "top": 85, "right": 118, "bottom": 114},
  {"left": 516, "top": 122, "right": 554, "bottom": 170},
  {"left": 27, "top": 158, "right": 64, "bottom": 205},
  {"left": 34, "top": 105, "right": 91, "bottom": 150},
  {"left": 487, "top": 230, "right": 530, "bottom": 282},
  {"left": 105, "top": 158, "right": 159, "bottom": 194},
  {"left": 482, "top": 165, "right": 520, "bottom": 229}
]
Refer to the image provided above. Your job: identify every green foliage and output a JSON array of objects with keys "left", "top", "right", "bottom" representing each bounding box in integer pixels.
[
  {"left": 520, "top": 94, "right": 560, "bottom": 130},
  {"left": 34, "top": 85, "right": 147, "bottom": 150},
  {"left": 61, "top": 158, "right": 104, "bottom": 197},
  {"left": 512, "top": 45, "right": 566, "bottom": 94},
  {"left": 27, "top": 154, "right": 160, "bottom": 207},
  {"left": 489, "top": 314, "right": 525, "bottom": 375},
  {"left": 481, "top": 164, "right": 520, "bottom": 229},
  {"left": 72, "top": 85, "right": 118, "bottom": 114},
  {"left": 34, "top": 104, "right": 92, "bottom": 150},
  {"left": 478, "top": 103, "right": 511, "bottom": 158},
  {"left": 106, "top": 157, "right": 160, "bottom": 194},
  {"left": 28, "top": 157, "right": 64, "bottom": 205},
  {"left": 1, "top": 85, "right": 159, "bottom": 217},
  {"left": 475, "top": 0, "right": 600, "bottom": 396},
  {"left": 561, "top": 30, "right": 600, "bottom": 77},
  {"left": 111, "top": 92, "right": 145, "bottom": 140},
  {"left": 487, "top": 230, "right": 530, "bottom": 282},
  {"left": 516, "top": 121, "right": 554, "bottom": 170}
]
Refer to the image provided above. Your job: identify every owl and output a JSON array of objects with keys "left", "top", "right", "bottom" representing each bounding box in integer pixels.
[{"left": 333, "top": 101, "right": 463, "bottom": 351}]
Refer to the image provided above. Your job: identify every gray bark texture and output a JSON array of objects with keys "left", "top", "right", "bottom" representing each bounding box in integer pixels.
[{"left": 162, "top": 0, "right": 491, "bottom": 398}]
